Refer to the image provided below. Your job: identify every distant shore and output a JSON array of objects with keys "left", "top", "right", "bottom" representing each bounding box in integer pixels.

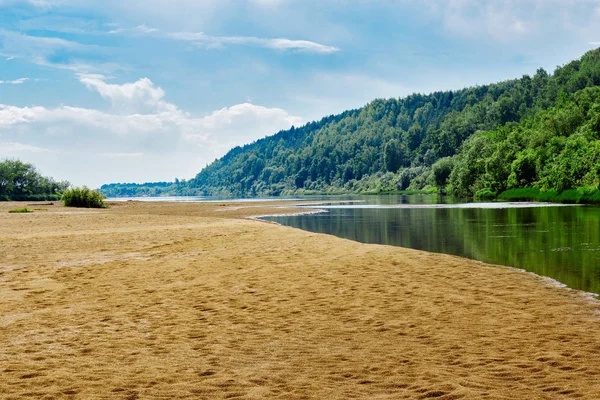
[{"left": 2, "top": 200, "right": 600, "bottom": 399}]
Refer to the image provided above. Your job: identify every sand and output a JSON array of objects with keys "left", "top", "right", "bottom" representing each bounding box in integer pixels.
[{"left": 1, "top": 200, "right": 600, "bottom": 399}]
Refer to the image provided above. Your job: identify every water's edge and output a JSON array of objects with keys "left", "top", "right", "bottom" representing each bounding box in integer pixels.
[{"left": 251, "top": 205, "right": 600, "bottom": 303}]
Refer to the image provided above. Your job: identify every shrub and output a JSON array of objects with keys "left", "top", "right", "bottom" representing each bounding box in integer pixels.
[
  {"left": 554, "top": 189, "right": 579, "bottom": 203},
  {"left": 498, "top": 187, "right": 543, "bottom": 201},
  {"left": 474, "top": 189, "right": 496, "bottom": 200},
  {"left": 538, "top": 189, "right": 559, "bottom": 202},
  {"left": 8, "top": 207, "right": 33, "bottom": 213},
  {"left": 576, "top": 185, "right": 600, "bottom": 203},
  {"left": 62, "top": 187, "right": 107, "bottom": 208}
]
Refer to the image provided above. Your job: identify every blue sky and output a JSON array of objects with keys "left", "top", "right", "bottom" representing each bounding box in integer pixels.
[{"left": 1, "top": 0, "right": 600, "bottom": 187}]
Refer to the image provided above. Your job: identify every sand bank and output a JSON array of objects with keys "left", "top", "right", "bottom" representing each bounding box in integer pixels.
[{"left": 1, "top": 200, "right": 600, "bottom": 399}]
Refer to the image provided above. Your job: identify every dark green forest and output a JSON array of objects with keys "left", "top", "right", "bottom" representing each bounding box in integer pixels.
[
  {"left": 0, "top": 159, "right": 69, "bottom": 201},
  {"left": 101, "top": 49, "right": 600, "bottom": 200}
]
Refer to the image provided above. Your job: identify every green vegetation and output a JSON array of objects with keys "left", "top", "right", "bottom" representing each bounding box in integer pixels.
[
  {"left": 474, "top": 189, "right": 496, "bottom": 201},
  {"left": 0, "top": 159, "right": 69, "bottom": 201},
  {"left": 446, "top": 87, "right": 600, "bottom": 200},
  {"left": 8, "top": 207, "right": 34, "bottom": 213},
  {"left": 101, "top": 49, "right": 600, "bottom": 202},
  {"left": 62, "top": 187, "right": 108, "bottom": 208},
  {"left": 99, "top": 180, "right": 195, "bottom": 198},
  {"left": 498, "top": 187, "right": 600, "bottom": 204}
]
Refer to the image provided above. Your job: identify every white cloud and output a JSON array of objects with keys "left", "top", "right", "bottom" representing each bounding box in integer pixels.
[
  {"left": 0, "top": 78, "right": 28, "bottom": 84},
  {"left": 0, "top": 30, "right": 85, "bottom": 54},
  {"left": 0, "top": 75, "right": 302, "bottom": 185},
  {"left": 189, "top": 102, "right": 302, "bottom": 151},
  {"left": 100, "top": 23, "right": 339, "bottom": 54},
  {"left": 78, "top": 74, "right": 170, "bottom": 113},
  {"left": 0, "top": 99, "right": 300, "bottom": 143},
  {"left": 167, "top": 31, "right": 340, "bottom": 53},
  {"left": 421, "top": 0, "right": 600, "bottom": 44},
  {"left": 108, "top": 24, "right": 159, "bottom": 35}
]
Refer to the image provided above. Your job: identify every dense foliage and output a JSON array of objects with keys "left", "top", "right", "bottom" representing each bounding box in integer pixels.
[
  {"left": 0, "top": 159, "right": 69, "bottom": 201},
  {"left": 447, "top": 87, "right": 600, "bottom": 199},
  {"left": 99, "top": 181, "right": 192, "bottom": 198},
  {"left": 101, "top": 49, "right": 600, "bottom": 199},
  {"left": 62, "top": 187, "right": 107, "bottom": 208}
]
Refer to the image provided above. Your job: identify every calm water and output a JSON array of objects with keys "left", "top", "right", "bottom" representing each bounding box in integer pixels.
[{"left": 265, "top": 199, "right": 600, "bottom": 295}]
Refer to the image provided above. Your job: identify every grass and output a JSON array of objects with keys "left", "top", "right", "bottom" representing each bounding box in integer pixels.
[{"left": 8, "top": 207, "right": 34, "bottom": 213}]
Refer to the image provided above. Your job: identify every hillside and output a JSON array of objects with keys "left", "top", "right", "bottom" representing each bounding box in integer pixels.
[{"left": 102, "top": 49, "right": 600, "bottom": 198}]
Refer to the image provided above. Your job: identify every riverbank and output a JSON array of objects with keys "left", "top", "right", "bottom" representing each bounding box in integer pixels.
[{"left": 2, "top": 200, "right": 600, "bottom": 399}]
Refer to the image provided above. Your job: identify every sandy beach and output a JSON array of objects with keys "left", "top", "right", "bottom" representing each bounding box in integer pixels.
[{"left": 1, "top": 200, "right": 600, "bottom": 399}]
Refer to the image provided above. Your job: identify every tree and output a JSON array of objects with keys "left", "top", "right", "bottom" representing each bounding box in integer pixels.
[
  {"left": 432, "top": 157, "right": 454, "bottom": 190},
  {"left": 383, "top": 139, "right": 404, "bottom": 172},
  {"left": 0, "top": 159, "right": 69, "bottom": 201}
]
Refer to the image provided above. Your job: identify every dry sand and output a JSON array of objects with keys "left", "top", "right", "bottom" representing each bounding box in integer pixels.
[{"left": 1, "top": 200, "right": 600, "bottom": 399}]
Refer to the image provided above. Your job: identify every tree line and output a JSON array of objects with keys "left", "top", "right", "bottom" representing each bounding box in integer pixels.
[{"left": 0, "top": 159, "right": 69, "bottom": 201}]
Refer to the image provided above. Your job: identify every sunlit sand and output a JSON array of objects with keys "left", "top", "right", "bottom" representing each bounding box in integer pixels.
[{"left": 2, "top": 201, "right": 600, "bottom": 399}]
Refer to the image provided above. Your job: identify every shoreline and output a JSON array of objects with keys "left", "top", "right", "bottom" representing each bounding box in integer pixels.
[{"left": 2, "top": 200, "right": 600, "bottom": 398}]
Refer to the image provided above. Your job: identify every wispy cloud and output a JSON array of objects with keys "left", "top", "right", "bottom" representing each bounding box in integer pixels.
[
  {"left": 107, "top": 24, "right": 158, "bottom": 35},
  {"left": 0, "top": 78, "right": 29, "bottom": 84},
  {"left": 167, "top": 31, "right": 340, "bottom": 53},
  {"left": 103, "top": 24, "right": 339, "bottom": 54},
  {"left": 0, "top": 140, "right": 53, "bottom": 153},
  {"left": 100, "top": 152, "right": 144, "bottom": 158},
  {"left": 0, "top": 30, "right": 124, "bottom": 73}
]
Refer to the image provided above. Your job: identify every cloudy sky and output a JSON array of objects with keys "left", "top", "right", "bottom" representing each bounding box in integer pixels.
[{"left": 1, "top": 0, "right": 600, "bottom": 187}]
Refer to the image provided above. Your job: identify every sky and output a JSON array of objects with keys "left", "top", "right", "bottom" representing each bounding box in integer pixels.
[{"left": 1, "top": 0, "right": 600, "bottom": 187}]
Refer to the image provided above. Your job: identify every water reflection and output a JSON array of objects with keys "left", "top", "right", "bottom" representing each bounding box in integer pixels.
[{"left": 266, "top": 205, "right": 600, "bottom": 294}]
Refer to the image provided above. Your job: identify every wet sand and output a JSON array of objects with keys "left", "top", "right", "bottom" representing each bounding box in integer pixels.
[{"left": 1, "top": 200, "right": 600, "bottom": 399}]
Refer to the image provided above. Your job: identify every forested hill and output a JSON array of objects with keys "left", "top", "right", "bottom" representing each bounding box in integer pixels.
[{"left": 102, "top": 49, "right": 600, "bottom": 198}]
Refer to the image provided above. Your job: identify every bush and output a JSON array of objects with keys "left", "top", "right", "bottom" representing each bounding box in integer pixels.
[
  {"left": 498, "top": 187, "right": 543, "bottom": 201},
  {"left": 474, "top": 189, "right": 496, "bottom": 200},
  {"left": 62, "top": 187, "right": 107, "bottom": 208},
  {"left": 554, "top": 189, "right": 579, "bottom": 203},
  {"left": 8, "top": 207, "right": 33, "bottom": 213}
]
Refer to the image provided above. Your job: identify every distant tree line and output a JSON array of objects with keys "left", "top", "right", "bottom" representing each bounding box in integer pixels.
[
  {"left": 0, "top": 159, "right": 69, "bottom": 201},
  {"left": 101, "top": 49, "right": 600, "bottom": 200},
  {"left": 99, "top": 180, "right": 194, "bottom": 198}
]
